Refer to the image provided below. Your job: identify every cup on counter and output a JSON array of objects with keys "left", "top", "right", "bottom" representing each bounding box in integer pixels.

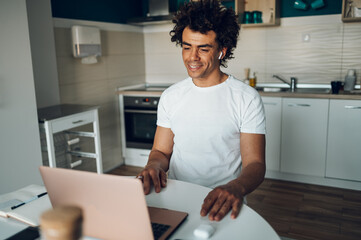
[
  {"left": 252, "top": 11, "right": 263, "bottom": 24},
  {"left": 331, "top": 81, "right": 343, "bottom": 94},
  {"left": 242, "top": 11, "right": 253, "bottom": 24}
]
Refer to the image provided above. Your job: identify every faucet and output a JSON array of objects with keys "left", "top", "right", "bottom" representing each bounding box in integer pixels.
[{"left": 272, "top": 75, "right": 297, "bottom": 92}]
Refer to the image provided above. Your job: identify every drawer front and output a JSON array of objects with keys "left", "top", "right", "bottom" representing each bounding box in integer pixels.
[{"left": 51, "top": 110, "right": 95, "bottom": 133}]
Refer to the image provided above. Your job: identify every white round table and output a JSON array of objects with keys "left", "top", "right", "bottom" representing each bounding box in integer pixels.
[
  {"left": 0, "top": 179, "right": 280, "bottom": 240},
  {"left": 146, "top": 179, "right": 280, "bottom": 240}
]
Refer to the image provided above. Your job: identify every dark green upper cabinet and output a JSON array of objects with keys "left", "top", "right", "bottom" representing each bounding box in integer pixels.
[
  {"left": 50, "top": 0, "right": 343, "bottom": 25},
  {"left": 51, "top": 0, "right": 143, "bottom": 24},
  {"left": 281, "top": 0, "right": 341, "bottom": 18}
]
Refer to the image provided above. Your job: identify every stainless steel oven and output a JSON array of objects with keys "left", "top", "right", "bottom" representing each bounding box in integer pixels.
[{"left": 119, "top": 94, "right": 161, "bottom": 166}]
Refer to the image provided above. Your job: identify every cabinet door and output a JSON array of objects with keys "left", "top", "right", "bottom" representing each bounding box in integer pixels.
[
  {"left": 262, "top": 97, "right": 282, "bottom": 171},
  {"left": 326, "top": 100, "right": 361, "bottom": 181},
  {"left": 281, "top": 98, "right": 329, "bottom": 177}
]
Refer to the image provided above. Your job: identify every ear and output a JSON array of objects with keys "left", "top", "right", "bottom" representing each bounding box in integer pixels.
[{"left": 218, "top": 48, "right": 227, "bottom": 60}]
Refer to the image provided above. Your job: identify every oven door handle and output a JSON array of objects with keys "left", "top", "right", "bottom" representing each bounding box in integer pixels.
[{"left": 124, "top": 109, "right": 157, "bottom": 114}]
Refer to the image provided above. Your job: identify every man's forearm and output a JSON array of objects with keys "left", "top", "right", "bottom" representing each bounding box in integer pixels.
[
  {"left": 230, "top": 162, "right": 266, "bottom": 197},
  {"left": 146, "top": 149, "right": 171, "bottom": 171}
]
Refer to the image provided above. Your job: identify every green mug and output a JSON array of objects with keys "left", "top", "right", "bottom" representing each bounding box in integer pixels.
[
  {"left": 252, "top": 11, "right": 263, "bottom": 24},
  {"left": 294, "top": 0, "right": 308, "bottom": 10},
  {"left": 242, "top": 11, "right": 253, "bottom": 24},
  {"left": 311, "top": 0, "right": 325, "bottom": 9}
]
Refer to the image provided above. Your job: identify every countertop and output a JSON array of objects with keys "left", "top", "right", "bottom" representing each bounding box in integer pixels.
[
  {"left": 117, "top": 89, "right": 361, "bottom": 100},
  {"left": 117, "top": 90, "right": 163, "bottom": 96},
  {"left": 259, "top": 91, "right": 361, "bottom": 100},
  {"left": 37, "top": 104, "right": 99, "bottom": 123},
  {"left": 117, "top": 83, "right": 361, "bottom": 100}
]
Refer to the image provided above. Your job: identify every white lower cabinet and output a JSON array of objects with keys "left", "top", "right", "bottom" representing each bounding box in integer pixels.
[
  {"left": 262, "top": 97, "right": 282, "bottom": 171},
  {"left": 280, "top": 98, "right": 329, "bottom": 177},
  {"left": 326, "top": 100, "right": 361, "bottom": 182}
]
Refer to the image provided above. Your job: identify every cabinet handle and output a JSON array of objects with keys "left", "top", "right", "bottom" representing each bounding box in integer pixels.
[
  {"left": 124, "top": 109, "right": 157, "bottom": 114},
  {"left": 263, "top": 102, "right": 277, "bottom": 106},
  {"left": 344, "top": 105, "right": 361, "bottom": 109},
  {"left": 70, "top": 160, "right": 82, "bottom": 168},
  {"left": 72, "top": 120, "right": 84, "bottom": 124},
  {"left": 288, "top": 103, "right": 311, "bottom": 107},
  {"left": 67, "top": 138, "right": 80, "bottom": 145}
]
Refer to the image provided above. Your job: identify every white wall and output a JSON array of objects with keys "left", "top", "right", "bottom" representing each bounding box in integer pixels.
[
  {"left": 0, "top": 0, "right": 43, "bottom": 194},
  {"left": 27, "top": 0, "right": 60, "bottom": 108}
]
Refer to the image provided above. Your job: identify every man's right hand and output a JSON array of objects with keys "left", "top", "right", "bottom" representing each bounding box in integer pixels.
[{"left": 136, "top": 165, "right": 167, "bottom": 195}]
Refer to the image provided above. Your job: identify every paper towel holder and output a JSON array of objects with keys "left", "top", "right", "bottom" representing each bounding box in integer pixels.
[{"left": 71, "top": 25, "right": 101, "bottom": 64}]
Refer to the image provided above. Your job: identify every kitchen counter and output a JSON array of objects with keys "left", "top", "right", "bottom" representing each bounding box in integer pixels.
[
  {"left": 259, "top": 91, "right": 361, "bottom": 100},
  {"left": 117, "top": 83, "right": 361, "bottom": 100},
  {"left": 117, "top": 90, "right": 163, "bottom": 96},
  {"left": 38, "top": 104, "right": 99, "bottom": 122},
  {"left": 117, "top": 89, "right": 361, "bottom": 100}
]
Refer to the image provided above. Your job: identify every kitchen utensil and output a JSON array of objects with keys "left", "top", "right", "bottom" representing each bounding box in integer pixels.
[{"left": 344, "top": 69, "right": 356, "bottom": 91}]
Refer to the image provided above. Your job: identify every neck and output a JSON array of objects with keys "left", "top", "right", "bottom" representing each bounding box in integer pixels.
[{"left": 193, "top": 71, "right": 228, "bottom": 88}]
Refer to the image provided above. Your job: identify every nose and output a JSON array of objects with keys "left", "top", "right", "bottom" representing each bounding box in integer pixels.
[{"left": 190, "top": 49, "right": 200, "bottom": 61}]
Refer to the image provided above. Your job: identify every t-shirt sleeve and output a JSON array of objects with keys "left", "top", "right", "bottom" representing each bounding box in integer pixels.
[
  {"left": 156, "top": 93, "right": 171, "bottom": 128},
  {"left": 240, "top": 94, "right": 266, "bottom": 134}
]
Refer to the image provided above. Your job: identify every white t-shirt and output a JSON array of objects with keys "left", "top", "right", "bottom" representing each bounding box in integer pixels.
[{"left": 157, "top": 75, "right": 265, "bottom": 188}]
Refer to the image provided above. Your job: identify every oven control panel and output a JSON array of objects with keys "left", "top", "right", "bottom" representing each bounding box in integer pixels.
[{"left": 123, "top": 96, "right": 159, "bottom": 110}]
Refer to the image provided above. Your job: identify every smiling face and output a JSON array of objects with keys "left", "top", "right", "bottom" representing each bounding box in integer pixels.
[{"left": 182, "top": 27, "right": 227, "bottom": 87}]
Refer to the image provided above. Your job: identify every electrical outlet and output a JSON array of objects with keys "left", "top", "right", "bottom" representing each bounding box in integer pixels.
[{"left": 302, "top": 33, "right": 310, "bottom": 42}]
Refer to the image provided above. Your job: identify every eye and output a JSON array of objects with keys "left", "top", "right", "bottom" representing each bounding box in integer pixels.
[
  {"left": 200, "top": 48, "right": 209, "bottom": 52},
  {"left": 183, "top": 46, "right": 190, "bottom": 50}
]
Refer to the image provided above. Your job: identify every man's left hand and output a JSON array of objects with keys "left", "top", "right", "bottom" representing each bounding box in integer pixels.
[{"left": 200, "top": 182, "right": 243, "bottom": 221}]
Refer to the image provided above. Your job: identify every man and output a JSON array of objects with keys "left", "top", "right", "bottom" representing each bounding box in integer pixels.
[{"left": 137, "top": 0, "right": 266, "bottom": 222}]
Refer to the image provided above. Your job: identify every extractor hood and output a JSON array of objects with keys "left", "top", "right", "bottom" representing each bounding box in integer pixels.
[{"left": 127, "top": 0, "right": 174, "bottom": 26}]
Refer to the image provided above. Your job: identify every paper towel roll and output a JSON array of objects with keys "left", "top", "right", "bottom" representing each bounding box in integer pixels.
[{"left": 81, "top": 55, "right": 97, "bottom": 64}]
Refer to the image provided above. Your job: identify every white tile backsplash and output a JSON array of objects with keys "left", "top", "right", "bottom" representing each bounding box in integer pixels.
[
  {"left": 106, "top": 54, "right": 145, "bottom": 79},
  {"left": 144, "top": 14, "right": 361, "bottom": 85},
  {"left": 238, "top": 28, "right": 267, "bottom": 51},
  {"left": 265, "top": 24, "right": 343, "bottom": 50}
]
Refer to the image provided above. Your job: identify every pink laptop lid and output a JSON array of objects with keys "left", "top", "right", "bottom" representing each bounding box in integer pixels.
[{"left": 39, "top": 166, "right": 153, "bottom": 240}]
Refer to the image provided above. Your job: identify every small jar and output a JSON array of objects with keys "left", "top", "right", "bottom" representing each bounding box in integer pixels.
[
  {"left": 249, "top": 72, "right": 257, "bottom": 88},
  {"left": 40, "top": 206, "right": 83, "bottom": 240}
]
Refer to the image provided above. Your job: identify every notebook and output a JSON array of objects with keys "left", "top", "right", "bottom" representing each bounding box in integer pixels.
[
  {"left": 39, "top": 166, "right": 188, "bottom": 240},
  {"left": 0, "top": 185, "right": 51, "bottom": 227}
]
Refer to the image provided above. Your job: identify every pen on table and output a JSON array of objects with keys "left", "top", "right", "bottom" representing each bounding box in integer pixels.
[{"left": 11, "top": 192, "right": 48, "bottom": 210}]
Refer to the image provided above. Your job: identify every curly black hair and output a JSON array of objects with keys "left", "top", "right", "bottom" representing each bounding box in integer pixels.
[{"left": 170, "top": 0, "right": 240, "bottom": 68}]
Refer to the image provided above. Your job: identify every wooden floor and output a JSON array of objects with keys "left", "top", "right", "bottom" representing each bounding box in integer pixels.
[{"left": 108, "top": 165, "right": 361, "bottom": 240}]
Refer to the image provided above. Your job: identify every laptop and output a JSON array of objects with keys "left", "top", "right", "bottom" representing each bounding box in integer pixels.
[{"left": 39, "top": 166, "right": 188, "bottom": 240}]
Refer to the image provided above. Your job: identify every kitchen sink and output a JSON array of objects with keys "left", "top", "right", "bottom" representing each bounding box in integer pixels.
[
  {"left": 294, "top": 88, "right": 330, "bottom": 94},
  {"left": 256, "top": 87, "right": 330, "bottom": 94},
  {"left": 256, "top": 87, "right": 288, "bottom": 92}
]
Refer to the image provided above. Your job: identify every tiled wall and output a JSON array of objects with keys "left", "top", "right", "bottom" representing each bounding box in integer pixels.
[
  {"left": 144, "top": 15, "right": 361, "bottom": 86},
  {"left": 54, "top": 26, "right": 145, "bottom": 171}
]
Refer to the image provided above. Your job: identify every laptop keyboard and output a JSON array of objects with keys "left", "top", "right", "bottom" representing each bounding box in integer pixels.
[{"left": 152, "top": 222, "right": 170, "bottom": 240}]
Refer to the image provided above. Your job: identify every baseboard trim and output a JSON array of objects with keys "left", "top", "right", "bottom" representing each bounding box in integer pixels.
[{"left": 266, "top": 170, "right": 361, "bottom": 191}]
